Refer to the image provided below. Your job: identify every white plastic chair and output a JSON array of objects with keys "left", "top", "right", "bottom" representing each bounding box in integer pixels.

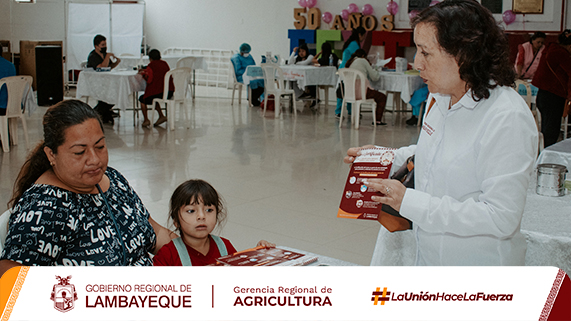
[
  {"left": 229, "top": 60, "right": 252, "bottom": 106},
  {"left": 261, "top": 64, "right": 297, "bottom": 118},
  {"left": 0, "top": 75, "right": 32, "bottom": 153},
  {"left": 338, "top": 69, "right": 377, "bottom": 129},
  {"left": 176, "top": 57, "right": 196, "bottom": 99},
  {"left": 0, "top": 209, "right": 10, "bottom": 252},
  {"left": 515, "top": 79, "right": 544, "bottom": 151},
  {"left": 152, "top": 67, "right": 192, "bottom": 131}
]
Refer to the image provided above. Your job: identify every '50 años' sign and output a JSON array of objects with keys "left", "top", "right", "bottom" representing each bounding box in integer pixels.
[{"left": 294, "top": 7, "right": 394, "bottom": 31}]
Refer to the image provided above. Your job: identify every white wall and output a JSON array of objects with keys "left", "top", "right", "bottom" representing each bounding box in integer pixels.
[{"left": 1, "top": 0, "right": 570, "bottom": 62}]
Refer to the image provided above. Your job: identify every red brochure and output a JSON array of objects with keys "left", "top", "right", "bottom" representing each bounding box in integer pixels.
[{"left": 337, "top": 147, "right": 396, "bottom": 220}]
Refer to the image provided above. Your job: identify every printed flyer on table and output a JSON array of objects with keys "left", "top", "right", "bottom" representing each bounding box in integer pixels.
[{"left": 1, "top": 266, "right": 570, "bottom": 320}]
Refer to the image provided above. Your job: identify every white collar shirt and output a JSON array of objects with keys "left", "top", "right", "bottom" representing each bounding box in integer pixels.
[{"left": 396, "top": 86, "right": 538, "bottom": 265}]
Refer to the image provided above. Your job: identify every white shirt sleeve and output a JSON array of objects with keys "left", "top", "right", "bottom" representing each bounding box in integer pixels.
[{"left": 295, "top": 54, "right": 315, "bottom": 65}]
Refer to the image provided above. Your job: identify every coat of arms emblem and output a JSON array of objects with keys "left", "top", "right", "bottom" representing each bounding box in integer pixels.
[{"left": 50, "top": 275, "right": 78, "bottom": 312}]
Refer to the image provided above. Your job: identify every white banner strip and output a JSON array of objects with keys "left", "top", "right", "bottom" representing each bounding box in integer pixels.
[{"left": 1, "top": 266, "right": 568, "bottom": 321}]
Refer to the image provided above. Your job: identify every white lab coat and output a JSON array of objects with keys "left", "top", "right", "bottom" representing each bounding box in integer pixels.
[{"left": 378, "top": 86, "right": 539, "bottom": 266}]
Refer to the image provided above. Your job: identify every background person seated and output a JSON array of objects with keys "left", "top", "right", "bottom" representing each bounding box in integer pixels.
[
  {"left": 345, "top": 49, "right": 388, "bottom": 125},
  {"left": 231, "top": 43, "right": 264, "bottom": 106},
  {"left": 87, "top": 34, "right": 121, "bottom": 124},
  {"left": 0, "top": 43, "right": 16, "bottom": 116},
  {"left": 138, "top": 49, "right": 174, "bottom": 127}
]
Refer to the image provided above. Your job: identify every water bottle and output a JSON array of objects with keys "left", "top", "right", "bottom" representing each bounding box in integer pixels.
[{"left": 329, "top": 54, "right": 334, "bottom": 66}]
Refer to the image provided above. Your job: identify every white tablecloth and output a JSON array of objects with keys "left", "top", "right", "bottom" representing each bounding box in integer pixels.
[
  {"left": 279, "top": 246, "right": 359, "bottom": 266},
  {"left": 76, "top": 70, "right": 146, "bottom": 111},
  {"left": 536, "top": 138, "right": 571, "bottom": 172},
  {"left": 243, "top": 65, "right": 337, "bottom": 90},
  {"left": 369, "top": 72, "right": 425, "bottom": 103},
  {"left": 370, "top": 174, "right": 571, "bottom": 276},
  {"left": 117, "top": 55, "right": 208, "bottom": 71}
]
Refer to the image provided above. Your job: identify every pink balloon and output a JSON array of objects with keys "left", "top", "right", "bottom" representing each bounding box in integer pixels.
[
  {"left": 306, "top": 0, "right": 317, "bottom": 8},
  {"left": 386, "top": 1, "right": 399, "bottom": 15},
  {"left": 341, "top": 9, "right": 350, "bottom": 21},
  {"left": 362, "top": 4, "right": 374, "bottom": 16},
  {"left": 297, "top": 0, "right": 307, "bottom": 8},
  {"left": 322, "top": 11, "right": 333, "bottom": 24},
  {"left": 502, "top": 10, "right": 516, "bottom": 25},
  {"left": 408, "top": 10, "right": 419, "bottom": 20},
  {"left": 348, "top": 3, "right": 359, "bottom": 13},
  {"left": 429, "top": 0, "right": 440, "bottom": 6}
]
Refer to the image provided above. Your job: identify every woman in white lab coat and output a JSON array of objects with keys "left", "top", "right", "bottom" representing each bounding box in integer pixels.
[{"left": 345, "top": 0, "right": 538, "bottom": 265}]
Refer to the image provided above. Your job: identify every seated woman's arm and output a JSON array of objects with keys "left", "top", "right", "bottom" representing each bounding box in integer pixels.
[
  {"left": 149, "top": 217, "right": 177, "bottom": 255},
  {"left": 0, "top": 259, "right": 22, "bottom": 279},
  {"left": 288, "top": 51, "right": 297, "bottom": 65},
  {"left": 296, "top": 54, "right": 315, "bottom": 65}
]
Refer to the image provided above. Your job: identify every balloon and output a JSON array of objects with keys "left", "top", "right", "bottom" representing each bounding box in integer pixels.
[
  {"left": 386, "top": 1, "right": 399, "bottom": 15},
  {"left": 341, "top": 9, "right": 350, "bottom": 21},
  {"left": 348, "top": 3, "right": 359, "bottom": 13},
  {"left": 408, "top": 10, "right": 419, "bottom": 20},
  {"left": 429, "top": 0, "right": 440, "bottom": 6},
  {"left": 322, "top": 11, "right": 333, "bottom": 24},
  {"left": 297, "top": 0, "right": 307, "bottom": 8},
  {"left": 502, "top": 10, "right": 516, "bottom": 25},
  {"left": 306, "top": 0, "right": 317, "bottom": 8},
  {"left": 362, "top": 4, "right": 374, "bottom": 15}
]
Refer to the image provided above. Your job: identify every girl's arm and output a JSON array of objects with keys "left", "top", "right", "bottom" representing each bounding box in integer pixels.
[{"left": 296, "top": 54, "right": 315, "bottom": 65}]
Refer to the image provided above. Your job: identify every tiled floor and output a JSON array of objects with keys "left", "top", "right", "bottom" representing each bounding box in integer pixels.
[{"left": 0, "top": 89, "right": 420, "bottom": 265}]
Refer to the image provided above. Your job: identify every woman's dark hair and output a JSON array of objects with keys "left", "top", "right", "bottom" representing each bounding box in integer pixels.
[
  {"left": 530, "top": 31, "right": 546, "bottom": 43},
  {"left": 296, "top": 43, "right": 310, "bottom": 63},
  {"left": 9, "top": 100, "right": 103, "bottom": 208},
  {"left": 342, "top": 27, "right": 366, "bottom": 52},
  {"left": 345, "top": 49, "right": 367, "bottom": 68},
  {"left": 411, "top": 0, "right": 515, "bottom": 101},
  {"left": 148, "top": 49, "right": 161, "bottom": 61},
  {"left": 558, "top": 29, "right": 571, "bottom": 46},
  {"left": 168, "top": 179, "right": 227, "bottom": 234},
  {"left": 321, "top": 42, "right": 332, "bottom": 56}
]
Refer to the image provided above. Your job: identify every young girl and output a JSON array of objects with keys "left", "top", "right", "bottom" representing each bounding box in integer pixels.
[{"left": 153, "top": 179, "right": 274, "bottom": 266}]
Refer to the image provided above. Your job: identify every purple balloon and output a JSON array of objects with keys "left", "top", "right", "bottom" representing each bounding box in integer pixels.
[
  {"left": 408, "top": 10, "right": 419, "bottom": 20},
  {"left": 348, "top": 3, "right": 359, "bottom": 13},
  {"left": 322, "top": 11, "right": 333, "bottom": 24},
  {"left": 341, "top": 9, "right": 350, "bottom": 21},
  {"left": 502, "top": 10, "right": 516, "bottom": 25},
  {"left": 306, "top": 0, "right": 317, "bottom": 8},
  {"left": 386, "top": 1, "right": 399, "bottom": 15},
  {"left": 362, "top": 4, "right": 374, "bottom": 16},
  {"left": 297, "top": 0, "right": 307, "bottom": 8},
  {"left": 429, "top": 0, "right": 440, "bottom": 6}
]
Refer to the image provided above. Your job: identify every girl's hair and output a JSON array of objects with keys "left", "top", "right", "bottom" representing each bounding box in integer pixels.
[
  {"left": 9, "top": 99, "right": 103, "bottom": 208},
  {"left": 411, "top": 0, "right": 515, "bottom": 101},
  {"left": 295, "top": 43, "right": 309, "bottom": 63},
  {"left": 558, "top": 29, "right": 571, "bottom": 46},
  {"left": 169, "top": 179, "right": 227, "bottom": 234},
  {"left": 342, "top": 27, "right": 366, "bottom": 52},
  {"left": 345, "top": 49, "right": 367, "bottom": 68},
  {"left": 530, "top": 31, "right": 546, "bottom": 43},
  {"left": 321, "top": 42, "right": 332, "bottom": 56},
  {"left": 148, "top": 49, "right": 161, "bottom": 61}
]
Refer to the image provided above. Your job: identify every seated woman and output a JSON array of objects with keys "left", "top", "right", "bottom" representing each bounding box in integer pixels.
[
  {"left": 515, "top": 31, "right": 546, "bottom": 80},
  {"left": 0, "top": 100, "right": 174, "bottom": 277},
  {"left": 313, "top": 42, "right": 339, "bottom": 67},
  {"left": 288, "top": 44, "right": 317, "bottom": 107},
  {"left": 231, "top": 43, "right": 264, "bottom": 106},
  {"left": 138, "top": 49, "right": 174, "bottom": 128},
  {"left": 344, "top": 49, "right": 388, "bottom": 125}
]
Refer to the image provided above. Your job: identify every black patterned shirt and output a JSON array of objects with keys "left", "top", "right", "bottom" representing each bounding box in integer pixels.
[{"left": 1, "top": 167, "right": 156, "bottom": 266}]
